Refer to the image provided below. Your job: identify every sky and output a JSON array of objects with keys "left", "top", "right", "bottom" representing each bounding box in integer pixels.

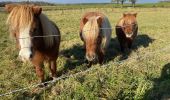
[{"left": 0, "top": 0, "right": 159, "bottom": 4}]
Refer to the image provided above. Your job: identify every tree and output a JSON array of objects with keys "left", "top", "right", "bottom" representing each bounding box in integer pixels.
[
  {"left": 129, "top": 0, "right": 137, "bottom": 7},
  {"left": 111, "top": 0, "right": 120, "bottom": 4},
  {"left": 120, "top": 0, "right": 126, "bottom": 8},
  {"left": 111, "top": 0, "right": 126, "bottom": 8}
]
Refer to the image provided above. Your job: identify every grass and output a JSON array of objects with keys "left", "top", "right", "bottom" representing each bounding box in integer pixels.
[{"left": 0, "top": 6, "right": 170, "bottom": 99}]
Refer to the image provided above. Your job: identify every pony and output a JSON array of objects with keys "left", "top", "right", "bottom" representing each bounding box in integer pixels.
[
  {"left": 80, "top": 12, "right": 112, "bottom": 66},
  {"left": 115, "top": 12, "right": 138, "bottom": 52},
  {"left": 5, "top": 4, "right": 61, "bottom": 84}
]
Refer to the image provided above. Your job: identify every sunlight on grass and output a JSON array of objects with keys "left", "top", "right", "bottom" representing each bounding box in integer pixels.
[{"left": 0, "top": 7, "right": 170, "bottom": 99}]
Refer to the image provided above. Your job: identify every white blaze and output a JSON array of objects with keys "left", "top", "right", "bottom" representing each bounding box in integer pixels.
[
  {"left": 19, "top": 26, "right": 32, "bottom": 62},
  {"left": 126, "top": 34, "right": 133, "bottom": 38}
]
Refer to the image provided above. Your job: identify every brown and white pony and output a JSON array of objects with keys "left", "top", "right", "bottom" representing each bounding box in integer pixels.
[
  {"left": 5, "top": 4, "right": 60, "bottom": 84},
  {"left": 80, "top": 12, "right": 112, "bottom": 66},
  {"left": 116, "top": 12, "right": 138, "bottom": 52}
]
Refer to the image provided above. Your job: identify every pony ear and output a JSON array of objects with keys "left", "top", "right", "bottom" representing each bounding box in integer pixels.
[
  {"left": 133, "top": 13, "right": 137, "bottom": 17},
  {"left": 83, "top": 17, "right": 88, "bottom": 25},
  {"left": 123, "top": 12, "right": 128, "bottom": 17},
  {"left": 32, "top": 6, "right": 42, "bottom": 15},
  {"left": 5, "top": 4, "right": 17, "bottom": 13},
  {"left": 96, "top": 16, "right": 103, "bottom": 26}
]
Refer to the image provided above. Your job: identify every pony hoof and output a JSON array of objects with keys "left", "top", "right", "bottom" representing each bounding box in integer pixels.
[
  {"left": 87, "top": 62, "right": 92, "bottom": 68},
  {"left": 38, "top": 84, "right": 45, "bottom": 88},
  {"left": 38, "top": 82, "right": 47, "bottom": 88},
  {"left": 52, "top": 77, "right": 57, "bottom": 82},
  {"left": 99, "top": 62, "right": 103, "bottom": 65},
  {"left": 84, "top": 59, "right": 88, "bottom": 64}
]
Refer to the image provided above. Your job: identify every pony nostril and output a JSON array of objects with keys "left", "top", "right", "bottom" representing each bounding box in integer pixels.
[
  {"left": 86, "top": 54, "right": 90, "bottom": 60},
  {"left": 30, "top": 54, "right": 33, "bottom": 58},
  {"left": 86, "top": 54, "right": 96, "bottom": 61},
  {"left": 92, "top": 55, "right": 96, "bottom": 60}
]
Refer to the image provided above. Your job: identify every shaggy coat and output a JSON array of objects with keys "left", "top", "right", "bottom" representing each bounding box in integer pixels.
[
  {"left": 5, "top": 4, "right": 60, "bottom": 84},
  {"left": 116, "top": 12, "right": 138, "bottom": 52},
  {"left": 80, "top": 12, "right": 112, "bottom": 65}
]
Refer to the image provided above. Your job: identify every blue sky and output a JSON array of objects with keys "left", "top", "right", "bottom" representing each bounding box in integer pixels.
[{"left": 0, "top": 0, "right": 159, "bottom": 4}]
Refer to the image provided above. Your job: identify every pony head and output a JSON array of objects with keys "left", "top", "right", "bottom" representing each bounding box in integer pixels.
[
  {"left": 82, "top": 16, "right": 103, "bottom": 62},
  {"left": 122, "top": 12, "right": 137, "bottom": 38},
  {"left": 5, "top": 4, "right": 42, "bottom": 62}
]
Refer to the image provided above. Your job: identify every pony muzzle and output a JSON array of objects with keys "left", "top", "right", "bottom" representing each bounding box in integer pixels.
[
  {"left": 126, "top": 33, "right": 133, "bottom": 38},
  {"left": 86, "top": 53, "right": 97, "bottom": 62},
  {"left": 19, "top": 48, "right": 33, "bottom": 62}
]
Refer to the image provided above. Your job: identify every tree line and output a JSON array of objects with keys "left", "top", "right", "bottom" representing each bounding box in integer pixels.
[
  {"left": 111, "top": 0, "right": 137, "bottom": 7},
  {"left": 0, "top": 1, "right": 55, "bottom": 7}
]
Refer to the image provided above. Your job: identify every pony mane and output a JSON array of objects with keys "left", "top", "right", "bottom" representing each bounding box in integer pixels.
[
  {"left": 81, "top": 12, "right": 111, "bottom": 49},
  {"left": 116, "top": 13, "right": 137, "bottom": 27},
  {"left": 6, "top": 5, "right": 33, "bottom": 36},
  {"left": 82, "top": 15, "right": 111, "bottom": 50},
  {"left": 80, "top": 12, "right": 104, "bottom": 31},
  {"left": 39, "top": 14, "right": 58, "bottom": 47},
  {"left": 6, "top": 5, "right": 58, "bottom": 47},
  {"left": 82, "top": 16, "right": 100, "bottom": 40}
]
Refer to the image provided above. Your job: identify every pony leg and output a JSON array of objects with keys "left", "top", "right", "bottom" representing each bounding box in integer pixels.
[
  {"left": 32, "top": 51, "right": 45, "bottom": 84},
  {"left": 88, "top": 61, "right": 93, "bottom": 67},
  {"left": 35, "top": 64, "right": 44, "bottom": 83},
  {"left": 117, "top": 38, "right": 125, "bottom": 52},
  {"left": 49, "top": 60, "right": 57, "bottom": 79},
  {"left": 128, "top": 40, "right": 133, "bottom": 49},
  {"left": 120, "top": 43, "right": 125, "bottom": 52},
  {"left": 98, "top": 49, "right": 104, "bottom": 64}
]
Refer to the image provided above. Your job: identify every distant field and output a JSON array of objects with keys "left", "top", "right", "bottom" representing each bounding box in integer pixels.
[
  {"left": 0, "top": 6, "right": 170, "bottom": 99},
  {"left": 40, "top": 2, "right": 170, "bottom": 10},
  {"left": 2, "top": 2, "right": 170, "bottom": 10}
]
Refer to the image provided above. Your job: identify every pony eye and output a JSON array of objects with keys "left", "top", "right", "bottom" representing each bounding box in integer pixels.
[
  {"left": 33, "top": 28, "right": 37, "bottom": 32},
  {"left": 30, "top": 28, "right": 37, "bottom": 35}
]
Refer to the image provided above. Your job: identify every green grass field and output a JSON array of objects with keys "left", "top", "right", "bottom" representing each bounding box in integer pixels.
[{"left": 0, "top": 6, "right": 170, "bottom": 99}]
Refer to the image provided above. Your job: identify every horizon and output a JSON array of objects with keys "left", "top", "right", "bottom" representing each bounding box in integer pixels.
[{"left": 0, "top": 0, "right": 159, "bottom": 4}]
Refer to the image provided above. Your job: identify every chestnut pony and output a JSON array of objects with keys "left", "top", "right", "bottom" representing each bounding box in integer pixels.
[
  {"left": 116, "top": 12, "right": 138, "bottom": 52},
  {"left": 5, "top": 4, "right": 60, "bottom": 84},
  {"left": 80, "top": 12, "right": 112, "bottom": 66}
]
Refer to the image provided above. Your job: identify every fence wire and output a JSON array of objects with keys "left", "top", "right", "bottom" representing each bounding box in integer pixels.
[
  {"left": 0, "top": 39, "right": 170, "bottom": 97},
  {"left": 3, "top": 23, "right": 136, "bottom": 40}
]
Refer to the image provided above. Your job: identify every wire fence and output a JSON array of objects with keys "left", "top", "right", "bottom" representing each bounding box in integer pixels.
[
  {"left": 0, "top": 23, "right": 136, "bottom": 51},
  {"left": 0, "top": 38, "right": 170, "bottom": 97},
  {"left": 0, "top": 24, "right": 137, "bottom": 50},
  {"left": 5, "top": 23, "right": 136, "bottom": 40}
]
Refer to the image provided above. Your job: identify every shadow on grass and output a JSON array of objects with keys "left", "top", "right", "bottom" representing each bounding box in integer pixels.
[
  {"left": 105, "top": 34, "right": 155, "bottom": 61},
  {"left": 143, "top": 63, "right": 170, "bottom": 100},
  {"left": 13, "top": 44, "right": 86, "bottom": 99},
  {"left": 14, "top": 91, "right": 42, "bottom": 100},
  {"left": 14, "top": 84, "right": 56, "bottom": 100},
  {"left": 58, "top": 44, "right": 87, "bottom": 76},
  {"left": 59, "top": 34, "right": 154, "bottom": 70},
  {"left": 58, "top": 34, "right": 154, "bottom": 71},
  {"left": 13, "top": 34, "right": 155, "bottom": 99},
  {"left": 133, "top": 34, "right": 155, "bottom": 49}
]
